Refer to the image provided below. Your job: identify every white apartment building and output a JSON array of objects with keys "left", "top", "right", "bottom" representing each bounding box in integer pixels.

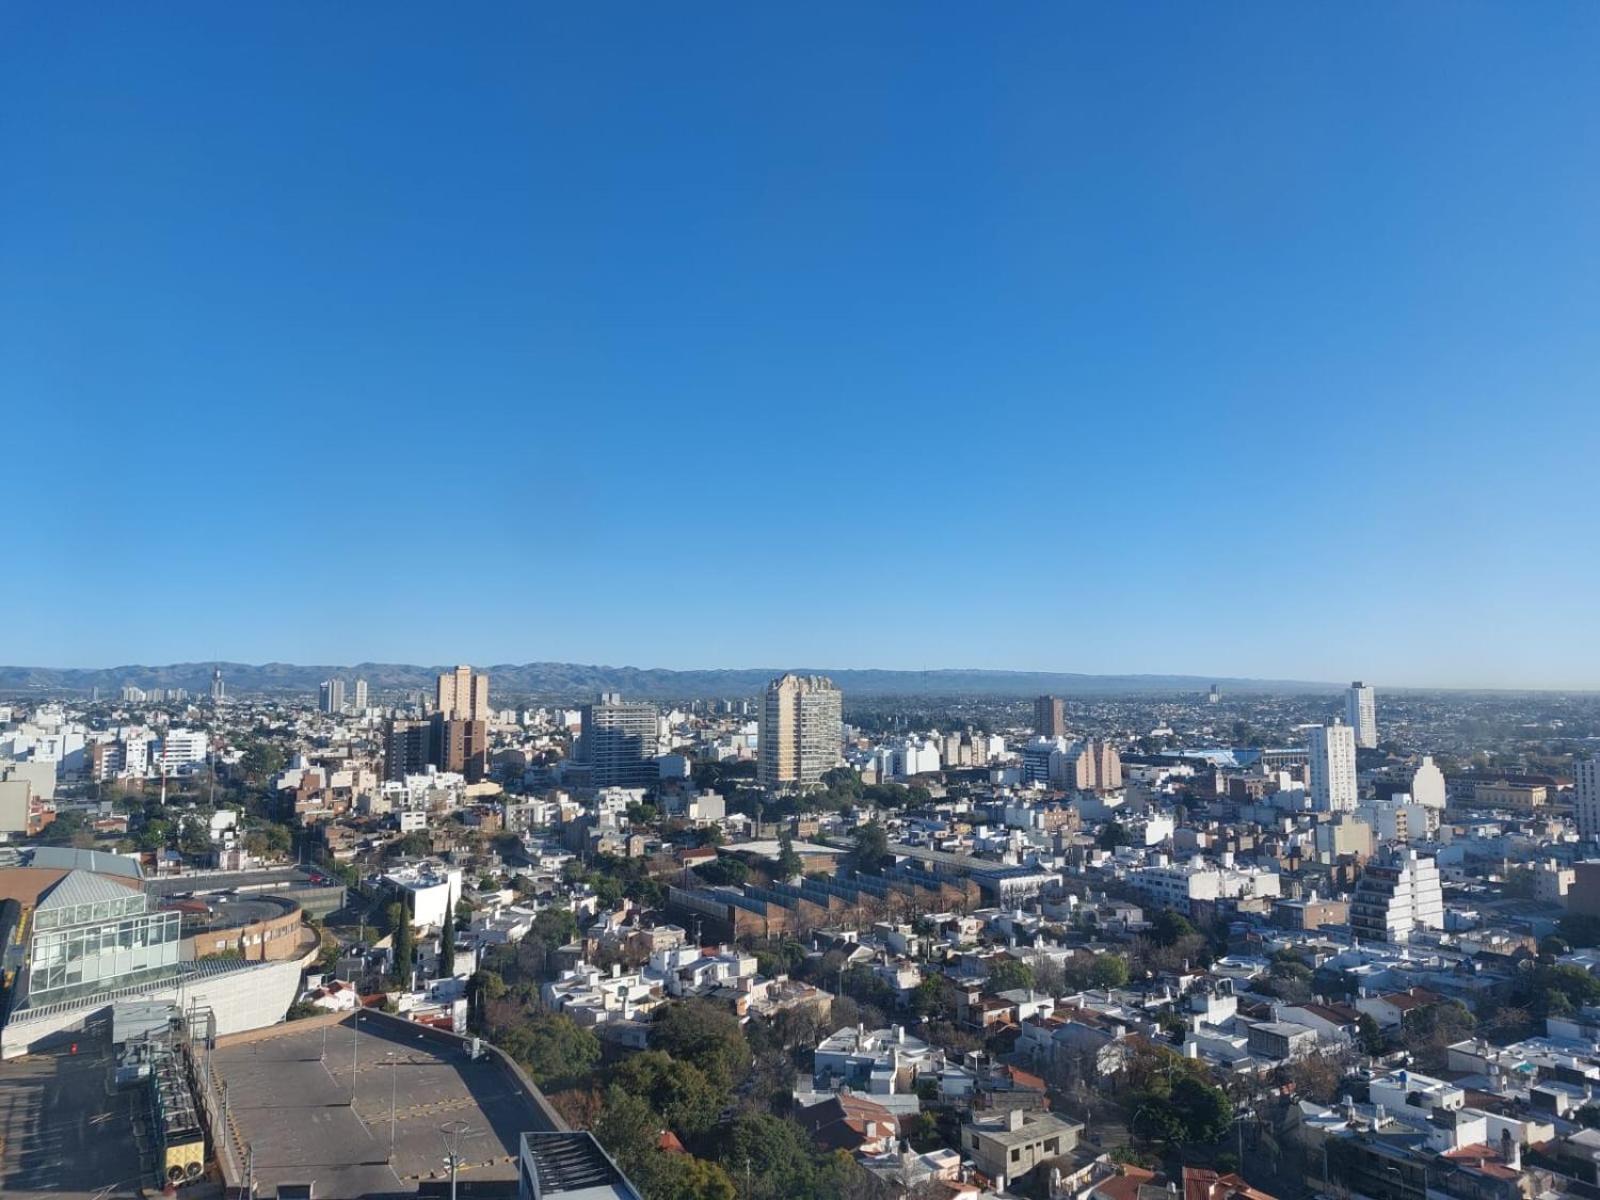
[
  {"left": 156, "top": 729, "right": 208, "bottom": 770},
  {"left": 1409, "top": 755, "right": 1447, "bottom": 811},
  {"left": 1349, "top": 849, "right": 1444, "bottom": 943},
  {"left": 379, "top": 863, "right": 464, "bottom": 929},
  {"left": 1127, "top": 855, "right": 1281, "bottom": 914},
  {"left": 1346, "top": 682, "right": 1377, "bottom": 749},
  {"left": 1308, "top": 721, "right": 1358, "bottom": 812}
]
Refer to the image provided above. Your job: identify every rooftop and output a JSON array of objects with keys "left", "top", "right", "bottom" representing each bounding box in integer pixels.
[{"left": 208, "top": 1012, "right": 558, "bottom": 1195}]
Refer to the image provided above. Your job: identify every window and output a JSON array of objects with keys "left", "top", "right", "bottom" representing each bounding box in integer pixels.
[{"left": 1011, "top": 1149, "right": 1021, "bottom": 1162}]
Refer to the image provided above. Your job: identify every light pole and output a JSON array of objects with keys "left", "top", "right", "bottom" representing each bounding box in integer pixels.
[
  {"left": 441, "top": 1121, "right": 476, "bottom": 1200},
  {"left": 388, "top": 1052, "right": 398, "bottom": 1160},
  {"left": 351, "top": 1008, "right": 360, "bottom": 1103}
]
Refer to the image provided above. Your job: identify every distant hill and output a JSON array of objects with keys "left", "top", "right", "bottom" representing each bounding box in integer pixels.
[{"left": 0, "top": 660, "right": 1341, "bottom": 700}]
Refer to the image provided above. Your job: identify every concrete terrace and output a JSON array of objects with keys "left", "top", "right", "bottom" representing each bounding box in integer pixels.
[{"left": 208, "top": 1012, "right": 558, "bottom": 1196}]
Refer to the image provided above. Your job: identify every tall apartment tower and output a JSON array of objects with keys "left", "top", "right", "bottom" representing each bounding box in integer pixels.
[
  {"left": 385, "top": 719, "right": 433, "bottom": 781},
  {"left": 1350, "top": 849, "right": 1444, "bottom": 943},
  {"left": 1308, "top": 720, "right": 1358, "bottom": 812},
  {"left": 758, "top": 674, "right": 843, "bottom": 790},
  {"left": 1346, "top": 681, "right": 1377, "bottom": 749},
  {"left": 577, "top": 694, "right": 661, "bottom": 787},
  {"left": 353, "top": 678, "right": 368, "bottom": 712},
  {"left": 319, "top": 678, "right": 346, "bottom": 715},
  {"left": 436, "top": 665, "right": 490, "bottom": 720},
  {"left": 1034, "top": 695, "right": 1068, "bottom": 739},
  {"left": 1577, "top": 758, "right": 1600, "bottom": 841},
  {"left": 209, "top": 668, "right": 225, "bottom": 704}
]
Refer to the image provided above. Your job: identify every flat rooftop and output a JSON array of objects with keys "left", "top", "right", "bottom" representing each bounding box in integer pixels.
[
  {"left": 146, "top": 866, "right": 321, "bottom": 896},
  {"left": 0, "top": 1016, "right": 147, "bottom": 1199},
  {"left": 209, "top": 1013, "right": 555, "bottom": 1196}
]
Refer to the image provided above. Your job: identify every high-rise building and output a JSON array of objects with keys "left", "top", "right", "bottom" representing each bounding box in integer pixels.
[
  {"left": 1034, "top": 695, "right": 1068, "bottom": 739},
  {"left": 353, "top": 678, "right": 368, "bottom": 712},
  {"left": 758, "top": 674, "right": 843, "bottom": 790},
  {"left": 436, "top": 665, "right": 490, "bottom": 721},
  {"left": 385, "top": 719, "right": 433, "bottom": 781},
  {"left": 1577, "top": 758, "right": 1600, "bottom": 841},
  {"left": 577, "top": 694, "right": 660, "bottom": 788},
  {"left": 1346, "top": 682, "right": 1377, "bottom": 749},
  {"left": 1349, "top": 849, "right": 1444, "bottom": 943},
  {"left": 433, "top": 714, "right": 490, "bottom": 782},
  {"left": 1060, "top": 739, "right": 1123, "bottom": 792},
  {"left": 210, "top": 668, "right": 226, "bottom": 704},
  {"left": 1308, "top": 721, "right": 1358, "bottom": 812},
  {"left": 319, "top": 678, "right": 346, "bottom": 715},
  {"left": 156, "top": 729, "right": 208, "bottom": 770}
]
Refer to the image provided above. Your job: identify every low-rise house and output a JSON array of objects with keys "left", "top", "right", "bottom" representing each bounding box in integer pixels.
[
  {"left": 961, "top": 1108, "right": 1082, "bottom": 1190},
  {"left": 1356, "top": 987, "right": 1449, "bottom": 1031},
  {"left": 813, "top": 1024, "right": 943, "bottom": 1095},
  {"left": 796, "top": 1091, "right": 901, "bottom": 1154},
  {"left": 1246, "top": 1019, "right": 1320, "bottom": 1062}
]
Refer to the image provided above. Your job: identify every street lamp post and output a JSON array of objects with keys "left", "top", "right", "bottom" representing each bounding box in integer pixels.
[
  {"left": 388, "top": 1053, "right": 398, "bottom": 1159},
  {"left": 441, "top": 1121, "right": 475, "bottom": 1200}
]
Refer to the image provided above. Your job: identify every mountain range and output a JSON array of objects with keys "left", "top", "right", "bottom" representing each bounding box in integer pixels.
[{"left": 0, "top": 661, "right": 1343, "bottom": 700}]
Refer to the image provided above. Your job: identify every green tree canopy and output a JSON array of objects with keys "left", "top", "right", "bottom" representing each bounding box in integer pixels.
[
  {"left": 499, "top": 1011, "right": 601, "bottom": 1090},
  {"left": 986, "top": 958, "right": 1036, "bottom": 994},
  {"left": 850, "top": 821, "right": 889, "bottom": 876},
  {"left": 611, "top": 1050, "right": 725, "bottom": 1136},
  {"left": 652, "top": 1000, "right": 750, "bottom": 1094}
]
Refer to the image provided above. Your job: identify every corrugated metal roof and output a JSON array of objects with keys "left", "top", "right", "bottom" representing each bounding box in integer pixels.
[
  {"left": 37, "top": 868, "right": 141, "bottom": 912},
  {"left": 27, "top": 846, "right": 144, "bottom": 880}
]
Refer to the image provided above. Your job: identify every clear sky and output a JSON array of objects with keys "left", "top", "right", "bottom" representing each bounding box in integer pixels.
[{"left": 4, "top": 5, "right": 1599, "bottom": 688}]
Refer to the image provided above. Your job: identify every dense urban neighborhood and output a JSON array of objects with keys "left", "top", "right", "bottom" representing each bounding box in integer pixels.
[{"left": 3, "top": 667, "right": 1600, "bottom": 1200}]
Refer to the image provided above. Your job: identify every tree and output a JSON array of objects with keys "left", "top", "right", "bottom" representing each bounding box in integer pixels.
[
  {"left": 912, "top": 974, "right": 960, "bottom": 1022},
  {"left": 1400, "top": 1000, "right": 1475, "bottom": 1071},
  {"left": 530, "top": 907, "right": 579, "bottom": 950},
  {"left": 500, "top": 1012, "right": 601, "bottom": 1090},
  {"left": 1150, "top": 909, "right": 1195, "bottom": 947},
  {"left": 694, "top": 857, "right": 749, "bottom": 887},
  {"left": 850, "top": 821, "right": 889, "bottom": 876},
  {"left": 178, "top": 812, "right": 214, "bottom": 856},
  {"left": 1089, "top": 954, "right": 1130, "bottom": 989},
  {"left": 1357, "top": 1012, "right": 1385, "bottom": 1056},
  {"left": 652, "top": 1000, "right": 750, "bottom": 1094},
  {"left": 1097, "top": 821, "right": 1128, "bottom": 851},
  {"left": 721, "top": 1113, "right": 819, "bottom": 1200},
  {"left": 240, "top": 739, "right": 286, "bottom": 785},
  {"left": 594, "top": 1085, "right": 661, "bottom": 1180},
  {"left": 651, "top": 1154, "right": 737, "bottom": 1200},
  {"left": 986, "top": 958, "right": 1036, "bottom": 994},
  {"left": 773, "top": 832, "right": 803, "bottom": 880},
  {"left": 440, "top": 915, "right": 456, "bottom": 977},
  {"left": 387, "top": 901, "right": 415, "bottom": 987},
  {"left": 612, "top": 1050, "right": 724, "bottom": 1135},
  {"left": 1169, "top": 1074, "right": 1234, "bottom": 1143},
  {"left": 242, "top": 821, "right": 292, "bottom": 860}
]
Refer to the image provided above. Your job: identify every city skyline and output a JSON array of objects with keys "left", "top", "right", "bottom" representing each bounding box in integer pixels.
[
  {"left": 6, "top": 5, "right": 1600, "bottom": 687},
  {"left": 4, "top": 656, "right": 1600, "bottom": 696}
]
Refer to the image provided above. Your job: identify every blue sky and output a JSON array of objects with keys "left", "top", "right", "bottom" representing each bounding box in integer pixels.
[{"left": 3, "top": 4, "right": 1599, "bottom": 688}]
